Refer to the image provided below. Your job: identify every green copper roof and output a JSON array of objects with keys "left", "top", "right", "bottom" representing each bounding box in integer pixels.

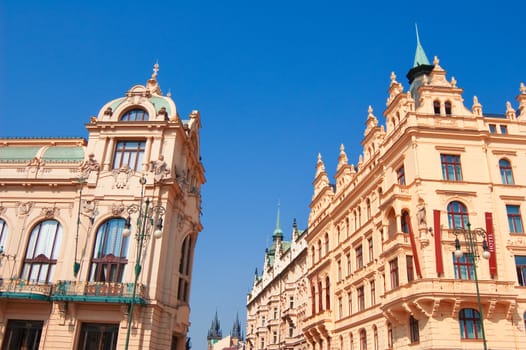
[
  {"left": 413, "top": 24, "right": 430, "bottom": 67},
  {"left": 42, "top": 146, "right": 84, "bottom": 162},
  {"left": 150, "top": 96, "right": 172, "bottom": 115},
  {"left": 0, "top": 147, "right": 40, "bottom": 162}
]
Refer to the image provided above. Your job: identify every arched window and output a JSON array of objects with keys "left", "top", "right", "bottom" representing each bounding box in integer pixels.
[
  {"left": 359, "top": 329, "right": 367, "bottom": 350},
  {"left": 337, "top": 226, "right": 341, "bottom": 245},
  {"left": 120, "top": 108, "right": 149, "bottom": 121},
  {"left": 311, "top": 246, "right": 316, "bottom": 265},
  {"left": 345, "top": 217, "right": 350, "bottom": 238},
  {"left": 387, "top": 322, "right": 393, "bottom": 348},
  {"left": 433, "top": 100, "right": 441, "bottom": 115},
  {"left": 0, "top": 218, "right": 8, "bottom": 250},
  {"left": 178, "top": 236, "right": 193, "bottom": 302},
  {"left": 350, "top": 333, "right": 354, "bottom": 350},
  {"left": 499, "top": 159, "right": 514, "bottom": 184},
  {"left": 387, "top": 209, "right": 397, "bottom": 238},
  {"left": 373, "top": 326, "right": 378, "bottom": 350},
  {"left": 21, "top": 219, "right": 63, "bottom": 283},
  {"left": 318, "top": 240, "right": 322, "bottom": 260},
  {"left": 325, "top": 276, "right": 331, "bottom": 309},
  {"left": 447, "top": 201, "right": 468, "bottom": 229},
  {"left": 445, "top": 101, "right": 452, "bottom": 115},
  {"left": 401, "top": 210, "right": 410, "bottom": 234},
  {"left": 89, "top": 218, "right": 129, "bottom": 282},
  {"left": 366, "top": 199, "right": 371, "bottom": 220},
  {"left": 458, "top": 308, "right": 482, "bottom": 339},
  {"left": 325, "top": 233, "right": 330, "bottom": 254}
]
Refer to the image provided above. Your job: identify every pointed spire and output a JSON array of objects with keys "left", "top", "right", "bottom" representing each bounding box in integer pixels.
[
  {"left": 472, "top": 96, "right": 483, "bottom": 116},
  {"left": 337, "top": 144, "right": 348, "bottom": 170},
  {"left": 315, "top": 153, "right": 326, "bottom": 177},
  {"left": 413, "top": 24, "right": 430, "bottom": 67},
  {"left": 273, "top": 200, "right": 283, "bottom": 240},
  {"left": 232, "top": 313, "right": 242, "bottom": 339},
  {"left": 207, "top": 311, "right": 222, "bottom": 341}
]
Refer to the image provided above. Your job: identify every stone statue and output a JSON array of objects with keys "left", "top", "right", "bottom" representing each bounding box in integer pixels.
[
  {"left": 416, "top": 199, "right": 427, "bottom": 229},
  {"left": 150, "top": 155, "right": 170, "bottom": 182},
  {"left": 79, "top": 153, "right": 100, "bottom": 178}
]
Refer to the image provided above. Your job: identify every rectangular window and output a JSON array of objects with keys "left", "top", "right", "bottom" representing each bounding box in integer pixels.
[
  {"left": 441, "top": 154, "right": 463, "bottom": 181},
  {"left": 338, "top": 259, "right": 342, "bottom": 281},
  {"left": 78, "top": 323, "right": 119, "bottom": 350},
  {"left": 500, "top": 125, "right": 508, "bottom": 134},
  {"left": 409, "top": 316, "right": 419, "bottom": 344},
  {"left": 515, "top": 255, "right": 526, "bottom": 286},
  {"left": 289, "top": 324, "right": 294, "bottom": 338},
  {"left": 397, "top": 166, "right": 406, "bottom": 185},
  {"left": 406, "top": 255, "right": 414, "bottom": 283},
  {"left": 346, "top": 253, "right": 351, "bottom": 276},
  {"left": 507, "top": 205, "right": 524, "bottom": 233},
  {"left": 3, "top": 320, "right": 44, "bottom": 350},
  {"left": 370, "top": 280, "right": 376, "bottom": 305},
  {"left": 357, "top": 286, "right": 365, "bottom": 311},
  {"left": 453, "top": 253, "right": 475, "bottom": 280},
  {"left": 390, "top": 258, "right": 399, "bottom": 289},
  {"left": 347, "top": 291, "right": 352, "bottom": 316},
  {"left": 338, "top": 297, "right": 343, "bottom": 319},
  {"left": 289, "top": 296, "right": 294, "bottom": 309},
  {"left": 273, "top": 331, "right": 277, "bottom": 344},
  {"left": 368, "top": 238, "right": 374, "bottom": 263},
  {"left": 113, "top": 140, "right": 145, "bottom": 171},
  {"left": 356, "top": 245, "right": 363, "bottom": 270},
  {"left": 273, "top": 307, "right": 278, "bottom": 319},
  {"left": 489, "top": 124, "right": 497, "bottom": 133}
]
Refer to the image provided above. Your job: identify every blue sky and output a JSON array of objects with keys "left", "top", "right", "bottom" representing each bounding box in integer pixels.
[{"left": 1, "top": 1, "right": 525, "bottom": 349}]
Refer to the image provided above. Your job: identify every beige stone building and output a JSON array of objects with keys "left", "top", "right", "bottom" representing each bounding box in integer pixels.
[
  {"left": 246, "top": 210, "right": 308, "bottom": 350},
  {"left": 0, "top": 66, "right": 205, "bottom": 349},
  {"left": 303, "top": 40, "right": 526, "bottom": 350}
]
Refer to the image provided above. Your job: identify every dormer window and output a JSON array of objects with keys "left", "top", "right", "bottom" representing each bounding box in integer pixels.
[
  {"left": 445, "top": 101, "right": 452, "bottom": 115},
  {"left": 120, "top": 108, "right": 149, "bottom": 121},
  {"left": 433, "top": 100, "right": 441, "bottom": 115}
]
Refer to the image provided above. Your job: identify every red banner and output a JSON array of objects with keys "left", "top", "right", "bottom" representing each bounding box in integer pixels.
[
  {"left": 434, "top": 210, "right": 443, "bottom": 275},
  {"left": 406, "top": 212, "right": 422, "bottom": 278},
  {"left": 485, "top": 212, "right": 497, "bottom": 276}
]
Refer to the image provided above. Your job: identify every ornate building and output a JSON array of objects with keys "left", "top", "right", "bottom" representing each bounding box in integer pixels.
[
  {"left": 302, "top": 37, "right": 526, "bottom": 349},
  {"left": 246, "top": 207, "right": 308, "bottom": 350},
  {"left": 0, "top": 65, "right": 205, "bottom": 349}
]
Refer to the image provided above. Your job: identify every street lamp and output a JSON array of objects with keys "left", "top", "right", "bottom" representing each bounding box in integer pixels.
[
  {"left": 453, "top": 223, "right": 490, "bottom": 350},
  {"left": 123, "top": 176, "right": 165, "bottom": 350}
]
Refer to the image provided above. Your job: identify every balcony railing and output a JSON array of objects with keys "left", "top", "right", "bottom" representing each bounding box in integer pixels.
[
  {"left": 53, "top": 280, "right": 147, "bottom": 304},
  {"left": 0, "top": 278, "right": 52, "bottom": 301},
  {"left": 0, "top": 279, "right": 147, "bottom": 304}
]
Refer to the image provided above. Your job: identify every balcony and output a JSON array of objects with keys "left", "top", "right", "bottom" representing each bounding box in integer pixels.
[
  {"left": 52, "top": 280, "right": 147, "bottom": 304},
  {"left": 0, "top": 278, "right": 52, "bottom": 301}
]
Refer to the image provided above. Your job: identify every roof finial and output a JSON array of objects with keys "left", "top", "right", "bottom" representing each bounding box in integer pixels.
[
  {"left": 273, "top": 199, "right": 283, "bottom": 239},
  {"left": 152, "top": 61, "right": 159, "bottom": 80}
]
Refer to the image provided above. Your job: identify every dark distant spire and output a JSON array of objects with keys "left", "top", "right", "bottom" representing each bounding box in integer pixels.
[
  {"left": 207, "top": 311, "right": 222, "bottom": 341},
  {"left": 231, "top": 313, "right": 242, "bottom": 340}
]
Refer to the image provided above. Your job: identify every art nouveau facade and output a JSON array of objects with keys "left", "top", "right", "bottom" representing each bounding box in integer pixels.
[
  {"left": 246, "top": 213, "right": 308, "bottom": 350},
  {"left": 303, "top": 44, "right": 526, "bottom": 350},
  {"left": 0, "top": 66, "right": 205, "bottom": 349}
]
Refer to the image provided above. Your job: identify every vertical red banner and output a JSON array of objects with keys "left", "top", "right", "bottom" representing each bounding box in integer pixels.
[
  {"left": 434, "top": 210, "right": 444, "bottom": 275},
  {"left": 485, "top": 212, "right": 497, "bottom": 276},
  {"left": 406, "top": 212, "right": 422, "bottom": 278}
]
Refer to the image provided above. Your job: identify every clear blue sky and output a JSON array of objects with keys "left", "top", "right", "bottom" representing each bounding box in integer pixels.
[{"left": 1, "top": 1, "right": 525, "bottom": 349}]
